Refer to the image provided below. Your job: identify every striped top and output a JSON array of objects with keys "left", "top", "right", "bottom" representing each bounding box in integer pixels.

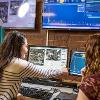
[{"left": 0, "top": 57, "right": 63, "bottom": 100}]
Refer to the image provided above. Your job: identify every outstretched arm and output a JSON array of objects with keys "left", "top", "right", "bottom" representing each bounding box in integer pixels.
[{"left": 17, "top": 58, "right": 68, "bottom": 79}]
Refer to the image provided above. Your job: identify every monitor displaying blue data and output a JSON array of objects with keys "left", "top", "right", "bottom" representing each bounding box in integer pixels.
[
  {"left": 27, "top": 45, "right": 68, "bottom": 69},
  {"left": 70, "top": 51, "right": 86, "bottom": 76},
  {"left": 42, "top": 0, "right": 100, "bottom": 30}
]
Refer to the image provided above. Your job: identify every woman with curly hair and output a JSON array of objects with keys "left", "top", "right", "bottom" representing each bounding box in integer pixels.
[{"left": 77, "top": 34, "right": 100, "bottom": 100}]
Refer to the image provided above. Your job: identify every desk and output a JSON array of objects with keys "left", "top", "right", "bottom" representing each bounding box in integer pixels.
[{"left": 21, "top": 83, "right": 77, "bottom": 100}]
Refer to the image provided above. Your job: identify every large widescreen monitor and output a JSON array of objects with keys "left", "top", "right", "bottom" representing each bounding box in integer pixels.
[
  {"left": 42, "top": 0, "right": 100, "bottom": 30},
  {"left": 0, "top": 0, "right": 36, "bottom": 29},
  {"left": 69, "top": 51, "right": 86, "bottom": 76},
  {"left": 27, "top": 45, "right": 68, "bottom": 69}
]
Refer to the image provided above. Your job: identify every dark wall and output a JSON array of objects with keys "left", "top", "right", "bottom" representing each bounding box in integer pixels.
[{"left": 5, "top": 0, "right": 100, "bottom": 83}]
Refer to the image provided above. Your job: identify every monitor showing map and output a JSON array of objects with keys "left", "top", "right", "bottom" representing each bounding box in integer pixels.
[{"left": 27, "top": 45, "right": 68, "bottom": 69}]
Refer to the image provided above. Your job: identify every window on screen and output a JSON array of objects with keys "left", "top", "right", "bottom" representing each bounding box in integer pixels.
[
  {"left": 27, "top": 45, "right": 68, "bottom": 69},
  {"left": 69, "top": 51, "right": 86, "bottom": 76},
  {"left": 0, "top": 0, "right": 36, "bottom": 29},
  {"left": 42, "top": 0, "right": 100, "bottom": 30}
]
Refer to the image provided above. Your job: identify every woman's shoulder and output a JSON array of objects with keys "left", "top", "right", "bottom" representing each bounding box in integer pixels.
[
  {"left": 80, "top": 72, "right": 100, "bottom": 100},
  {"left": 10, "top": 57, "right": 30, "bottom": 70},
  {"left": 12, "top": 57, "right": 29, "bottom": 65},
  {"left": 82, "top": 72, "right": 100, "bottom": 85},
  {"left": 87, "top": 72, "right": 100, "bottom": 81},
  {"left": 4, "top": 58, "right": 28, "bottom": 73}
]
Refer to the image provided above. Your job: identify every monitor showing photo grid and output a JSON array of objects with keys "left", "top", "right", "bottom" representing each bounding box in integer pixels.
[{"left": 27, "top": 45, "right": 68, "bottom": 69}]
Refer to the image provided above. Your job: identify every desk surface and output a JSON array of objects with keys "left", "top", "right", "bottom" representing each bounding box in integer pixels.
[{"left": 21, "top": 83, "right": 77, "bottom": 100}]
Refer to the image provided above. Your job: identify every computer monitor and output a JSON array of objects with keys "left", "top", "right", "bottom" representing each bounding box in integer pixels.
[
  {"left": 27, "top": 45, "right": 68, "bottom": 69},
  {"left": 42, "top": 0, "right": 100, "bottom": 30},
  {"left": 69, "top": 51, "right": 86, "bottom": 76},
  {"left": 0, "top": 0, "right": 36, "bottom": 29}
]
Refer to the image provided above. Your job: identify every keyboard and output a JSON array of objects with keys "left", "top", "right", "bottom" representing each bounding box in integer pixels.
[
  {"left": 20, "top": 85, "right": 77, "bottom": 100},
  {"left": 21, "top": 77, "right": 78, "bottom": 100},
  {"left": 20, "top": 85, "right": 58, "bottom": 100}
]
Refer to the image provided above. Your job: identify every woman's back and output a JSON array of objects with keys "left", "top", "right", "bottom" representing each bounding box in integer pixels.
[
  {"left": 0, "top": 57, "right": 21, "bottom": 100},
  {"left": 0, "top": 58, "right": 23, "bottom": 100},
  {"left": 77, "top": 72, "right": 100, "bottom": 100}
]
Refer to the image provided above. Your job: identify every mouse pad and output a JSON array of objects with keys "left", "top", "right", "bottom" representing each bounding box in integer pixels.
[{"left": 54, "top": 92, "right": 77, "bottom": 100}]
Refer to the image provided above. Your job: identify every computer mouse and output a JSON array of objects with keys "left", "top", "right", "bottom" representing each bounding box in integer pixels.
[{"left": 53, "top": 98, "right": 61, "bottom": 100}]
